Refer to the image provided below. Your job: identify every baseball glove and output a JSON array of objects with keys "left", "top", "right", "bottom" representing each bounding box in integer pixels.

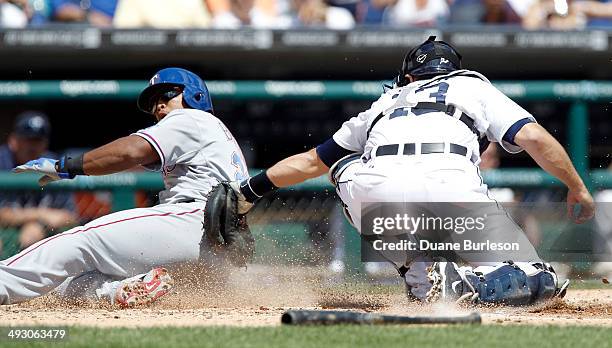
[{"left": 200, "top": 182, "right": 255, "bottom": 267}]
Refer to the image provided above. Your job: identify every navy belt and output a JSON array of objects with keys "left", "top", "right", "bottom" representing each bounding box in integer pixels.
[{"left": 375, "top": 142, "right": 468, "bottom": 157}]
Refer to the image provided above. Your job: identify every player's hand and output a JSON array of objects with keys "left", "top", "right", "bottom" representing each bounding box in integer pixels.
[
  {"left": 12, "top": 158, "right": 71, "bottom": 186},
  {"left": 229, "top": 181, "right": 254, "bottom": 214},
  {"left": 566, "top": 187, "right": 595, "bottom": 224}
]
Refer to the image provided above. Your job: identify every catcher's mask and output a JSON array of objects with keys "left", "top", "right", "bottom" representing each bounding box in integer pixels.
[
  {"left": 394, "top": 36, "right": 462, "bottom": 87},
  {"left": 138, "top": 67, "right": 213, "bottom": 115}
]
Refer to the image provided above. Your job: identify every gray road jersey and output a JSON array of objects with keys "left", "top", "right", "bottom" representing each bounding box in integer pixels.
[{"left": 133, "top": 109, "right": 248, "bottom": 204}]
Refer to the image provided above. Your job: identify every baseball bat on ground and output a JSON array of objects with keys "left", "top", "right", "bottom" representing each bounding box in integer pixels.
[{"left": 281, "top": 310, "right": 481, "bottom": 325}]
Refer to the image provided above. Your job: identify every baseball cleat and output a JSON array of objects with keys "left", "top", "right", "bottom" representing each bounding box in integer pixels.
[
  {"left": 425, "top": 261, "right": 479, "bottom": 304},
  {"left": 425, "top": 261, "right": 459, "bottom": 303},
  {"left": 114, "top": 267, "right": 174, "bottom": 308},
  {"left": 555, "top": 279, "right": 570, "bottom": 299}
]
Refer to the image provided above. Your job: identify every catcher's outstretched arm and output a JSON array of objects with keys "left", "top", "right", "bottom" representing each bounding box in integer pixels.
[
  {"left": 514, "top": 122, "right": 595, "bottom": 223},
  {"left": 266, "top": 148, "right": 329, "bottom": 187},
  {"left": 237, "top": 148, "right": 328, "bottom": 205}
]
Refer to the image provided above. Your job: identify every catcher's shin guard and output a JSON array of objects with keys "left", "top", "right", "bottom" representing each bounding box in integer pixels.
[{"left": 426, "top": 261, "right": 563, "bottom": 305}]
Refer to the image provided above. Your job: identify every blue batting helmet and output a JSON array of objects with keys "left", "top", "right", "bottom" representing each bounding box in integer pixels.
[
  {"left": 138, "top": 67, "right": 213, "bottom": 114},
  {"left": 395, "top": 36, "right": 462, "bottom": 87}
]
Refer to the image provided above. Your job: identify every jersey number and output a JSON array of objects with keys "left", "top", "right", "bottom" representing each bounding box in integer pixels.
[
  {"left": 388, "top": 82, "right": 451, "bottom": 120},
  {"left": 415, "top": 82, "right": 449, "bottom": 104},
  {"left": 232, "top": 152, "right": 248, "bottom": 180}
]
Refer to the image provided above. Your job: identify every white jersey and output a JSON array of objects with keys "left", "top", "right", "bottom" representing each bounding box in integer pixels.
[
  {"left": 332, "top": 70, "right": 536, "bottom": 164},
  {"left": 133, "top": 108, "right": 248, "bottom": 204}
]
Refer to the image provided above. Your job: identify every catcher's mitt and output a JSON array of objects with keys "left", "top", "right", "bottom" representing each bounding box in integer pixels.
[{"left": 200, "top": 182, "right": 255, "bottom": 267}]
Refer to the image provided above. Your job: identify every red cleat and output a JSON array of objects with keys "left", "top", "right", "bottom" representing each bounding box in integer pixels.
[{"left": 114, "top": 267, "right": 174, "bottom": 308}]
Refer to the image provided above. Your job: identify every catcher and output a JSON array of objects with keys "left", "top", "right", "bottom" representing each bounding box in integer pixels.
[
  {"left": 3, "top": 67, "right": 254, "bottom": 307},
  {"left": 230, "top": 37, "right": 595, "bottom": 306}
]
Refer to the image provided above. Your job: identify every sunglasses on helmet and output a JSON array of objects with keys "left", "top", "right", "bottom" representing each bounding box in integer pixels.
[{"left": 148, "top": 86, "right": 183, "bottom": 113}]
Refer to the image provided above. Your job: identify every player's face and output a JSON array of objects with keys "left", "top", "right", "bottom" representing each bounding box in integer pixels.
[{"left": 151, "top": 87, "right": 184, "bottom": 121}]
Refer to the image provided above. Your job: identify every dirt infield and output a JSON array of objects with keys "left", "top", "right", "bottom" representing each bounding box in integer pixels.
[{"left": 1, "top": 265, "right": 611, "bottom": 328}]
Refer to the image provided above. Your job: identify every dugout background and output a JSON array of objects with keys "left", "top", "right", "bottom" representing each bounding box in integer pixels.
[{"left": 0, "top": 28, "right": 610, "bottom": 170}]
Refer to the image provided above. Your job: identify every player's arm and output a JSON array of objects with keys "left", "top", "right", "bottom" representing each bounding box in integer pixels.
[
  {"left": 266, "top": 148, "right": 329, "bottom": 187},
  {"left": 235, "top": 138, "right": 355, "bottom": 212},
  {"left": 230, "top": 147, "right": 329, "bottom": 214},
  {"left": 237, "top": 148, "right": 329, "bottom": 205},
  {"left": 13, "top": 135, "right": 159, "bottom": 185},
  {"left": 81, "top": 135, "right": 159, "bottom": 175},
  {"left": 514, "top": 122, "right": 594, "bottom": 223}
]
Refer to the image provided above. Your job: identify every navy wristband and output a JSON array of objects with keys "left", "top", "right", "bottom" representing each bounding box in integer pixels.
[
  {"left": 240, "top": 171, "right": 278, "bottom": 203},
  {"left": 57, "top": 154, "right": 85, "bottom": 178}
]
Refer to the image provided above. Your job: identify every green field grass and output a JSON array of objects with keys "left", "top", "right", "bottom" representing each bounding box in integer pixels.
[{"left": 1, "top": 325, "right": 611, "bottom": 348}]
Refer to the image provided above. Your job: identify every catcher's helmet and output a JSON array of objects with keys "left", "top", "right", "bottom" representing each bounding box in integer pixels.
[
  {"left": 395, "top": 36, "right": 462, "bottom": 87},
  {"left": 138, "top": 67, "right": 213, "bottom": 114}
]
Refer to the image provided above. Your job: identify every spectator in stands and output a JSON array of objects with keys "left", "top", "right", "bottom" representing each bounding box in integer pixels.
[
  {"left": 327, "top": 0, "right": 359, "bottom": 17},
  {"left": 358, "top": 0, "right": 392, "bottom": 24},
  {"left": 447, "top": 0, "right": 484, "bottom": 24},
  {"left": 114, "top": 0, "right": 289, "bottom": 29},
  {"left": 481, "top": 0, "right": 523, "bottom": 24},
  {"left": 593, "top": 162, "right": 612, "bottom": 279},
  {"left": 210, "top": 0, "right": 298, "bottom": 29},
  {"left": 208, "top": 0, "right": 243, "bottom": 28},
  {"left": 384, "top": 0, "right": 449, "bottom": 27},
  {"left": 480, "top": 143, "right": 515, "bottom": 202},
  {"left": 29, "top": 0, "right": 52, "bottom": 26},
  {"left": 572, "top": 0, "right": 612, "bottom": 27},
  {"left": 0, "top": 0, "right": 29, "bottom": 27},
  {"left": 447, "top": 0, "right": 531, "bottom": 25},
  {"left": 250, "top": 0, "right": 294, "bottom": 28},
  {"left": 479, "top": 143, "right": 542, "bottom": 247},
  {"left": 523, "top": 0, "right": 587, "bottom": 30},
  {"left": 49, "top": 0, "right": 117, "bottom": 27},
  {"left": 0, "top": 112, "right": 77, "bottom": 256},
  {"left": 114, "top": 0, "right": 211, "bottom": 28},
  {"left": 292, "top": 0, "right": 355, "bottom": 29}
]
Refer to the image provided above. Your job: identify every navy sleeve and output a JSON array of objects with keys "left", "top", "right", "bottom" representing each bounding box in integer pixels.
[
  {"left": 502, "top": 118, "right": 534, "bottom": 146},
  {"left": 316, "top": 138, "right": 354, "bottom": 168}
]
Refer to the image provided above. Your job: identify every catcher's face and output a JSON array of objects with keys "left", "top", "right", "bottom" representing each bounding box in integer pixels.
[{"left": 151, "top": 86, "right": 184, "bottom": 121}]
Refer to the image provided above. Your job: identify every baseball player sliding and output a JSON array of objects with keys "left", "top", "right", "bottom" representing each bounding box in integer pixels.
[
  {"left": 2, "top": 68, "right": 252, "bottom": 307},
  {"left": 234, "top": 37, "right": 596, "bottom": 305}
]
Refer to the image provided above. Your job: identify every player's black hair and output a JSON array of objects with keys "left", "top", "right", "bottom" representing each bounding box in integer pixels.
[{"left": 410, "top": 73, "right": 442, "bottom": 81}]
